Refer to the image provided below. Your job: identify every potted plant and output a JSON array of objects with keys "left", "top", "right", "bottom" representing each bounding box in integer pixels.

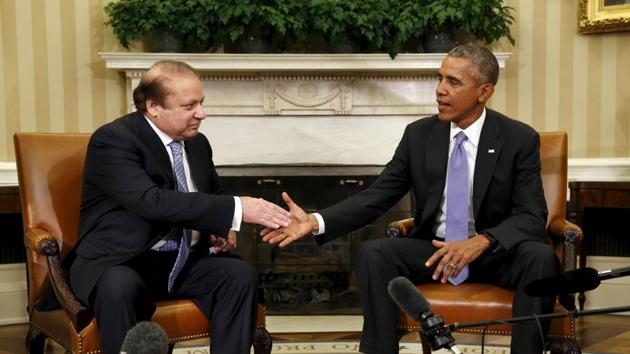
[
  {"left": 419, "top": 0, "right": 515, "bottom": 52},
  {"left": 213, "top": 0, "right": 310, "bottom": 53},
  {"left": 104, "top": 0, "right": 215, "bottom": 52}
]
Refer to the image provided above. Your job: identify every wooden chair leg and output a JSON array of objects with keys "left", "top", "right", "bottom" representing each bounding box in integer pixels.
[
  {"left": 547, "top": 338, "right": 582, "bottom": 354},
  {"left": 420, "top": 332, "right": 432, "bottom": 354},
  {"left": 253, "top": 327, "right": 272, "bottom": 354},
  {"left": 167, "top": 342, "right": 175, "bottom": 354},
  {"left": 26, "top": 325, "right": 46, "bottom": 354}
]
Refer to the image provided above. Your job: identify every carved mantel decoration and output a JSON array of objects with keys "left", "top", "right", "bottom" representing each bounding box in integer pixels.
[{"left": 100, "top": 53, "right": 510, "bottom": 117}]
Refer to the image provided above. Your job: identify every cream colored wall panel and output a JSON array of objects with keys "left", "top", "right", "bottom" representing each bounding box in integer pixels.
[
  {"left": 572, "top": 35, "right": 589, "bottom": 157},
  {"left": 544, "top": 0, "right": 560, "bottom": 132},
  {"left": 517, "top": 0, "right": 533, "bottom": 126},
  {"left": 45, "top": 0, "right": 65, "bottom": 133},
  {"left": 75, "top": 0, "right": 94, "bottom": 133},
  {"left": 0, "top": 264, "right": 28, "bottom": 325},
  {"left": 600, "top": 36, "right": 617, "bottom": 157},
  {"left": 0, "top": 3, "right": 6, "bottom": 160},
  {"left": 15, "top": 0, "right": 36, "bottom": 132}
]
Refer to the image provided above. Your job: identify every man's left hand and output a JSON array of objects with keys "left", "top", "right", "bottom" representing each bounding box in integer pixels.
[
  {"left": 210, "top": 230, "right": 237, "bottom": 254},
  {"left": 425, "top": 235, "right": 491, "bottom": 283}
]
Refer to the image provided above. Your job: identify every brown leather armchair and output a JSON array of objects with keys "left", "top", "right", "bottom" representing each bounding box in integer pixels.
[
  {"left": 386, "top": 132, "right": 582, "bottom": 354},
  {"left": 14, "top": 132, "right": 272, "bottom": 354}
]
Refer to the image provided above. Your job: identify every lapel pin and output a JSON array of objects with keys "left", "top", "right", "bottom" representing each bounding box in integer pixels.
[{"left": 488, "top": 149, "right": 495, "bottom": 154}]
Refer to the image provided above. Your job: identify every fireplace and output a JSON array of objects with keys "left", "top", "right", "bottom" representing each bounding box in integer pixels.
[{"left": 219, "top": 166, "right": 412, "bottom": 315}]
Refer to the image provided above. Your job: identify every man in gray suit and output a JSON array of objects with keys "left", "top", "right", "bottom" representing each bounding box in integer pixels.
[{"left": 261, "top": 44, "right": 559, "bottom": 354}]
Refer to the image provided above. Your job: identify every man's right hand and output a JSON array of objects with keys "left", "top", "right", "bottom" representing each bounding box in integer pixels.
[
  {"left": 260, "top": 192, "right": 318, "bottom": 248},
  {"left": 240, "top": 196, "right": 290, "bottom": 229}
]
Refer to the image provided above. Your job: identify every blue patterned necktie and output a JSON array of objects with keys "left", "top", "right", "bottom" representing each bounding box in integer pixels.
[
  {"left": 445, "top": 132, "right": 470, "bottom": 285},
  {"left": 166, "top": 140, "right": 191, "bottom": 292}
]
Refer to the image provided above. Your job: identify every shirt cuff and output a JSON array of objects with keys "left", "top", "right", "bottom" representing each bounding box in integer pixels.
[
  {"left": 232, "top": 196, "right": 242, "bottom": 231},
  {"left": 312, "top": 213, "right": 325, "bottom": 235}
]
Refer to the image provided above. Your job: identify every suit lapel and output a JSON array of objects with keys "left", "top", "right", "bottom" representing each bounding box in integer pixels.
[
  {"left": 183, "top": 139, "right": 207, "bottom": 193},
  {"left": 421, "top": 120, "right": 450, "bottom": 225},
  {"left": 473, "top": 111, "right": 503, "bottom": 216},
  {"left": 126, "top": 113, "right": 176, "bottom": 186}
]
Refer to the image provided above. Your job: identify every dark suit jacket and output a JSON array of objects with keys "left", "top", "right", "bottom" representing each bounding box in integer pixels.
[
  {"left": 69, "top": 112, "right": 234, "bottom": 304},
  {"left": 316, "top": 109, "right": 548, "bottom": 252}
]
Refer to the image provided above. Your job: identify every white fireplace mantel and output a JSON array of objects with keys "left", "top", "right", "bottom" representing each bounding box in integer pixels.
[
  {"left": 100, "top": 52, "right": 510, "bottom": 72},
  {"left": 100, "top": 52, "right": 510, "bottom": 117}
]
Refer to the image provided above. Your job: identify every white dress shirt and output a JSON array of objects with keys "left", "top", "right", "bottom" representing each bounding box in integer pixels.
[{"left": 144, "top": 117, "right": 242, "bottom": 249}]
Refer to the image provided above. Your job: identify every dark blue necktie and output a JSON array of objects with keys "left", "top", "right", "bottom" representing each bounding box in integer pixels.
[{"left": 445, "top": 132, "right": 469, "bottom": 285}]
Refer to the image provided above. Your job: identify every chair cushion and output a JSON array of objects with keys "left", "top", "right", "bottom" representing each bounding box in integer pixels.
[
  {"left": 32, "top": 299, "right": 210, "bottom": 353},
  {"left": 398, "top": 283, "right": 574, "bottom": 338}
]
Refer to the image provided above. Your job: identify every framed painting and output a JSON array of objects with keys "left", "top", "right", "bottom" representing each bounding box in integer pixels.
[{"left": 579, "top": 0, "right": 630, "bottom": 33}]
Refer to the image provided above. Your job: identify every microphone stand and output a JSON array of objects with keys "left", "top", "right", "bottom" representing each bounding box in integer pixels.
[
  {"left": 447, "top": 305, "right": 630, "bottom": 331},
  {"left": 425, "top": 305, "right": 630, "bottom": 353}
]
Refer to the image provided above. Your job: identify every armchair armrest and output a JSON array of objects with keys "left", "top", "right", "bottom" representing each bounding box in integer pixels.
[
  {"left": 547, "top": 218, "right": 583, "bottom": 272},
  {"left": 24, "top": 228, "right": 92, "bottom": 331},
  {"left": 386, "top": 218, "right": 415, "bottom": 238}
]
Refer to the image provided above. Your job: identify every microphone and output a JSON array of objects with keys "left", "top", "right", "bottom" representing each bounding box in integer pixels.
[
  {"left": 120, "top": 321, "right": 169, "bottom": 354},
  {"left": 387, "top": 277, "right": 462, "bottom": 354},
  {"left": 524, "top": 266, "right": 630, "bottom": 297}
]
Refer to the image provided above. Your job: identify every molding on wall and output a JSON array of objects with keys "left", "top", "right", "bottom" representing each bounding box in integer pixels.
[
  {"left": 568, "top": 158, "right": 630, "bottom": 182},
  {"left": 0, "top": 162, "right": 19, "bottom": 187},
  {"left": 0, "top": 263, "right": 28, "bottom": 325},
  {"left": 2, "top": 158, "right": 629, "bottom": 187},
  {"left": 100, "top": 52, "right": 511, "bottom": 72}
]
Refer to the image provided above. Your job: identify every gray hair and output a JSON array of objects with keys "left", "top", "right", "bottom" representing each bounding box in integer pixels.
[
  {"left": 133, "top": 60, "right": 199, "bottom": 113},
  {"left": 447, "top": 44, "right": 499, "bottom": 85}
]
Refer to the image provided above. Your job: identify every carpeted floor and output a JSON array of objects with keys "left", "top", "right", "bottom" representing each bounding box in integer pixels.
[{"left": 173, "top": 341, "right": 511, "bottom": 353}]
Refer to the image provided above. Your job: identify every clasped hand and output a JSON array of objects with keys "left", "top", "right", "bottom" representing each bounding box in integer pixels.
[
  {"left": 425, "top": 235, "right": 490, "bottom": 283},
  {"left": 240, "top": 196, "right": 291, "bottom": 229},
  {"left": 260, "top": 192, "right": 315, "bottom": 247},
  {"left": 209, "top": 230, "right": 237, "bottom": 254}
]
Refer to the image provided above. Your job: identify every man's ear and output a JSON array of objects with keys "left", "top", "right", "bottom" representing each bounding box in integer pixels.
[
  {"left": 146, "top": 98, "right": 160, "bottom": 118},
  {"left": 478, "top": 83, "right": 495, "bottom": 104}
]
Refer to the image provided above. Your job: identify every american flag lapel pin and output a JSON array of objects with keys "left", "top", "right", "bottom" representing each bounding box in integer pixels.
[{"left": 488, "top": 149, "right": 495, "bottom": 154}]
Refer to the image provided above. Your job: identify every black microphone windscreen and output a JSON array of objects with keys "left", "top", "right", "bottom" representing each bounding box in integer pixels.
[
  {"left": 524, "top": 267, "right": 600, "bottom": 296},
  {"left": 387, "top": 276, "right": 431, "bottom": 321},
  {"left": 121, "top": 321, "right": 169, "bottom": 354}
]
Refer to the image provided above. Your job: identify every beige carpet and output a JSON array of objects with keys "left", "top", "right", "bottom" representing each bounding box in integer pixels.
[{"left": 173, "top": 341, "right": 511, "bottom": 353}]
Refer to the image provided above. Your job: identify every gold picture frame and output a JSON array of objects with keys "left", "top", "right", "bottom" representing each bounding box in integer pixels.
[{"left": 579, "top": 0, "right": 630, "bottom": 33}]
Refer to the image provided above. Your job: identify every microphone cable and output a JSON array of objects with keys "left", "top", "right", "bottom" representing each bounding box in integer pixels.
[{"left": 531, "top": 313, "right": 546, "bottom": 353}]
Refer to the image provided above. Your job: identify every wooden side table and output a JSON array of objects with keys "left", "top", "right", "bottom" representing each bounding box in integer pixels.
[{"left": 568, "top": 181, "right": 630, "bottom": 310}]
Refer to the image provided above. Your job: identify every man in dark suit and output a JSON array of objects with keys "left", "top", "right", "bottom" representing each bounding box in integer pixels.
[
  {"left": 68, "top": 60, "right": 290, "bottom": 354},
  {"left": 261, "top": 44, "right": 559, "bottom": 354}
]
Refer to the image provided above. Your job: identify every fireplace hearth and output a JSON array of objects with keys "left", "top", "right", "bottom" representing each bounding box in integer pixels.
[{"left": 219, "top": 166, "right": 412, "bottom": 315}]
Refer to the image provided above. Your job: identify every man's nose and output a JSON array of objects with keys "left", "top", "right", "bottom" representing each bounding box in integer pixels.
[
  {"left": 435, "top": 81, "right": 447, "bottom": 96},
  {"left": 195, "top": 104, "right": 205, "bottom": 119}
]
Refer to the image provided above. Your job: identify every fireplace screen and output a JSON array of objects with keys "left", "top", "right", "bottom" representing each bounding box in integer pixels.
[{"left": 222, "top": 173, "right": 411, "bottom": 315}]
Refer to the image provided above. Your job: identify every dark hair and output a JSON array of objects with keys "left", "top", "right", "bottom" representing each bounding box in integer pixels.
[
  {"left": 133, "top": 60, "right": 199, "bottom": 113},
  {"left": 447, "top": 44, "right": 499, "bottom": 85}
]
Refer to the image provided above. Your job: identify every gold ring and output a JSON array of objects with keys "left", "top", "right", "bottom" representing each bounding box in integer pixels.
[{"left": 449, "top": 262, "right": 457, "bottom": 270}]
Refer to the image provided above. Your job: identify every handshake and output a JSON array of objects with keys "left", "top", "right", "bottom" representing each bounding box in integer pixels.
[{"left": 240, "top": 192, "right": 316, "bottom": 247}]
